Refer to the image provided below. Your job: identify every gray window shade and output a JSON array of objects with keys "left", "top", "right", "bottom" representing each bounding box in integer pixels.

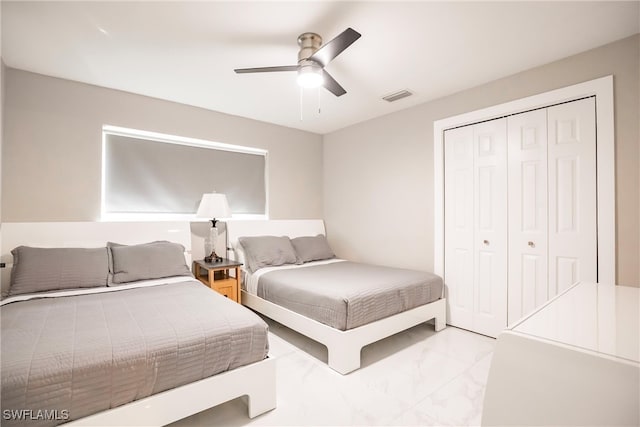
[{"left": 104, "top": 133, "right": 266, "bottom": 215}]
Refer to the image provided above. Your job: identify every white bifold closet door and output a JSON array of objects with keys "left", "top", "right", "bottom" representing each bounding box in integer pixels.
[
  {"left": 507, "top": 109, "right": 549, "bottom": 323},
  {"left": 547, "top": 98, "right": 597, "bottom": 297},
  {"left": 508, "top": 98, "right": 597, "bottom": 323},
  {"left": 444, "top": 97, "right": 597, "bottom": 337},
  {"left": 445, "top": 118, "right": 507, "bottom": 337},
  {"left": 444, "top": 125, "right": 475, "bottom": 328},
  {"left": 473, "top": 119, "right": 508, "bottom": 336}
]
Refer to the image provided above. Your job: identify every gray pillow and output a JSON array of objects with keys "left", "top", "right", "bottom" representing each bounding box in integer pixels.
[
  {"left": 108, "top": 241, "right": 191, "bottom": 284},
  {"left": 9, "top": 246, "right": 109, "bottom": 296},
  {"left": 238, "top": 236, "right": 299, "bottom": 273},
  {"left": 290, "top": 235, "right": 335, "bottom": 263}
]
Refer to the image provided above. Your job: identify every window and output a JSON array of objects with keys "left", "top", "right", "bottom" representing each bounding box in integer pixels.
[{"left": 102, "top": 126, "right": 267, "bottom": 220}]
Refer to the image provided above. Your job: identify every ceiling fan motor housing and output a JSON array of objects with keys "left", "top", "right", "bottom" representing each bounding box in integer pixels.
[{"left": 297, "top": 32, "right": 322, "bottom": 63}]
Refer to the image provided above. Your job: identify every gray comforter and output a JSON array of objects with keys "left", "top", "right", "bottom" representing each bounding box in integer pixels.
[
  {"left": 0, "top": 281, "right": 269, "bottom": 426},
  {"left": 257, "top": 261, "right": 443, "bottom": 330}
]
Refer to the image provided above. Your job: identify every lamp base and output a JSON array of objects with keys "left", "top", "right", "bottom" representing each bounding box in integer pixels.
[{"left": 205, "top": 251, "right": 223, "bottom": 263}]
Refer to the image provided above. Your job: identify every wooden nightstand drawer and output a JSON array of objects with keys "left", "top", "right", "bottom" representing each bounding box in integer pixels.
[
  {"left": 215, "top": 286, "right": 234, "bottom": 299},
  {"left": 212, "top": 278, "right": 236, "bottom": 288}
]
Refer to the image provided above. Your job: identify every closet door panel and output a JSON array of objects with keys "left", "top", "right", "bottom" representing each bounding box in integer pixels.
[
  {"left": 444, "top": 126, "right": 474, "bottom": 329},
  {"left": 548, "top": 98, "right": 597, "bottom": 296},
  {"left": 473, "top": 118, "right": 507, "bottom": 337},
  {"left": 507, "top": 109, "right": 548, "bottom": 324}
]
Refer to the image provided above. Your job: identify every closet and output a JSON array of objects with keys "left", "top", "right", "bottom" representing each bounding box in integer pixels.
[{"left": 444, "top": 97, "right": 597, "bottom": 338}]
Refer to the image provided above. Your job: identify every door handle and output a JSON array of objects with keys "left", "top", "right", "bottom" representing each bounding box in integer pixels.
[
  {"left": 483, "top": 240, "right": 490, "bottom": 245},
  {"left": 528, "top": 241, "right": 535, "bottom": 248}
]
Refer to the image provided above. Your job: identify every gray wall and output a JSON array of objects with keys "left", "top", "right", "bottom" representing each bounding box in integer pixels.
[
  {"left": 0, "top": 6, "right": 3, "bottom": 223},
  {"left": 3, "top": 35, "right": 638, "bottom": 285},
  {"left": 2, "top": 69, "right": 323, "bottom": 222},
  {"left": 0, "top": 0, "right": 3, "bottom": 277},
  {"left": 324, "top": 34, "right": 640, "bottom": 286}
]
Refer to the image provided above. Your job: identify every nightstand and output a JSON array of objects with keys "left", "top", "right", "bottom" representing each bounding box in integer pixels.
[{"left": 192, "top": 259, "right": 243, "bottom": 303}]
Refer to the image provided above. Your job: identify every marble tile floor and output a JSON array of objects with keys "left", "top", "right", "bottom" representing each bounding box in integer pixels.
[{"left": 171, "top": 317, "right": 495, "bottom": 427}]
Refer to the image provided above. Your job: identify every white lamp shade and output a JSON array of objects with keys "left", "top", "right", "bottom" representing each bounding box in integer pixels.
[
  {"left": 196, "top": 193, "right": 232, "bottom": 219},
  {"left": 297, "top": 64, "right": 324, "bottom": 88}
]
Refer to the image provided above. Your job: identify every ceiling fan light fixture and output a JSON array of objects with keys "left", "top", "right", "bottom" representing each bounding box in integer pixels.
[
  {"left": 297, "top": 64, "right": 324, "bottom": 89},
  {"left": 234, "top": 28, "right": 360, "bottom": 97}
]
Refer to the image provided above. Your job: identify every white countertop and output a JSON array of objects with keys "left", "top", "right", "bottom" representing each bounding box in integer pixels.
[{"left": 513, "top": 282, "right": 639, "bottom": 363}]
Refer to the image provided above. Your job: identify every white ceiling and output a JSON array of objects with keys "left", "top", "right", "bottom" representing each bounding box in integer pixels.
[{"left": 2, "top": 1, "right": 639, "bottom": 134}]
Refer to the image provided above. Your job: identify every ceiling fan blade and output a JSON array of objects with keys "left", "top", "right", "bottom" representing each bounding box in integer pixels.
[
  {"left": 234, "top": 65, "right": 298, "bottom": 74},
  {"left": 322, "top": 70, "right": 346, "bottom": 97},
  {"left": 309, "top": 28, "right": 361, "bottom": 67}
]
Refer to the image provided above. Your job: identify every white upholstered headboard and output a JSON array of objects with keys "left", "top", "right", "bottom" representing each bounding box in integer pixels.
[
  {"left": 225, "top": 219, "right": 326, "bottom": 264},
  {"left": 1, "top": 222, "right": 192, "bottom": 295}
]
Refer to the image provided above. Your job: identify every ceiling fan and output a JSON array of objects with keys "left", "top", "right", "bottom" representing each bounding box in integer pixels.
[{"left": 234, "top": 28, "right": 361, "bottom": 97}]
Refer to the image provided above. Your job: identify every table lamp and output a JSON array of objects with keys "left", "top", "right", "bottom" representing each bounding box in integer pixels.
[{"left": 196, "top": 192, "right": 231, "bottom": 262}]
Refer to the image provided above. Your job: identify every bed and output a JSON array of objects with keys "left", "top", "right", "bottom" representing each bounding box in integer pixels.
[
  {"left": 0, "top": 222, "right": 276, "bottom": 426},
  {"left": 226, "top": 219, "right": 446, "bottom": 374}
]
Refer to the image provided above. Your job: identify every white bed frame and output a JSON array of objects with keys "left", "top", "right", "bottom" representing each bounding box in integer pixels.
[
  {"left": 1, "top": 222, "right": 276, "bottom": 426},
  {"left": 226, "top": 219, "right": 446, "bottom": 375}
]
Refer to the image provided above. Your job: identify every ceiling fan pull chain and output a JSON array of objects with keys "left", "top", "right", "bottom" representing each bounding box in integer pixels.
[
  {"left": 317, "top": 87, "right": 321, "bottom": 115},
  {"left": 299, "top": 87, "right": 304, "bottom": 121}
]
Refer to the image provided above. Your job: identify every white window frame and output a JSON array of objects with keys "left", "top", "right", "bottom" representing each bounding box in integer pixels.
[
  {"left": 101, "top": 125, "right": 269, "bottom": 222},
  {"left": 433, "top": 75, "right": 615, "bottom": 285}
]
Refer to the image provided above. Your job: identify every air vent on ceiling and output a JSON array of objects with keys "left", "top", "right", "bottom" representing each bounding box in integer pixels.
[{"left": 382, "top": 89, "right": 413, "bottom": 103}]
